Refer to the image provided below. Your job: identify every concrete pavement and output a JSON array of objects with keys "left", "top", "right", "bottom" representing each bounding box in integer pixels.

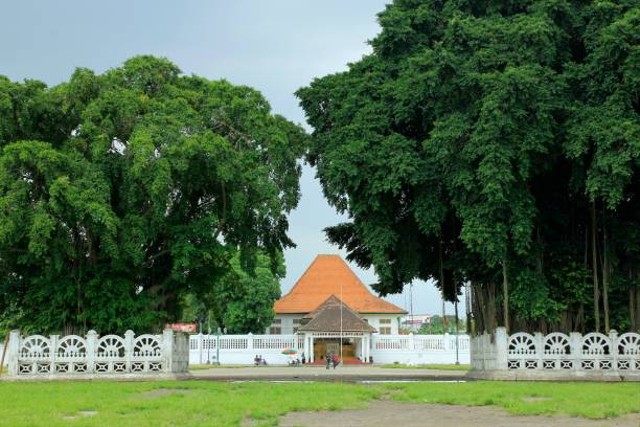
[{"left": 190, "top": 365, "right": 469, "bottom": 382}]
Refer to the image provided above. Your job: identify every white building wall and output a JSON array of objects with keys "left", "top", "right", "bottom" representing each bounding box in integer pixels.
[
  {"left": 271, "top": 313, "right": 403, "bottom": 335},
  {"left": 361, "top": 314, "right": 402, "bottom": 335}
]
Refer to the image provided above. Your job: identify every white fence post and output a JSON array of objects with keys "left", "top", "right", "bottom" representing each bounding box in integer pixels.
[
  {"left": 495, "top": 327, "right": 508, "bottom": 370},
  {"left": 534, "top": 332, "right": 544, "bottom": 369},
  {"left": 49, "top": 335, "right": 59, "bottom": 374},
  {"left": 7, "top": 330, "right": 20, "bottom": 375},
  {"left": 609, "top": 329, "right": 619, "bottom": 369},
  {"left": 569, "top": 332, "right": 581, "bottom": 371},
  {"left": 124, "top": 330, "right": 134, "bottom": 372},
  {"left": 86, "top": 330, "right": 97, "bottom": 373},
  {"left": 162, "top": 329, "right": 174, "bottom": 373}
]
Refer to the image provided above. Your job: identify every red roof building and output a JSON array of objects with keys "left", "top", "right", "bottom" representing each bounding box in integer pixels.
[
  {"left": 270, "top": 255, "right": 406, "bottom": 363},
  {"left": 275, "top": 254, "right": 406, "bottom": 315}
]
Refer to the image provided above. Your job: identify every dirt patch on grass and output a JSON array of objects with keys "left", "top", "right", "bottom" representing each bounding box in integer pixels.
[
  {"left": 279, "top": 400, "right": 640, "bottom": 427},
  {"left": 521, "top": 396, "right": 552, "bottom": 403},
  {"left": 62, "top": 410, "right": 98, "bottom": 420},
  {"left": 140, "top": 388, "right": 192, "bottom": 398}
]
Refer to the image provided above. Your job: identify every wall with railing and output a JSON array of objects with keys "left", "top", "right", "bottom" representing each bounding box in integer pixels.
[
  {"left": 371, "top": 333, "right": 470, "bottom": 365},
  {"left": 470, "top": 327, "right": 640, "bottom": 380},
  {"left": 189, "top": 333, "right": 470, "bottom": 365},
  {"left": 5, "top": 329, "right": 189, "bottom": 377}
]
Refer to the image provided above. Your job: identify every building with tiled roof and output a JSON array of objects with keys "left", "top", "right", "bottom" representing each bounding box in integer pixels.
[
  {"left": 269, "top": 254, "right": 407, "bottom": 363},
  {"left": 274, "top": 254, "right": 407, "bottom": 316}
]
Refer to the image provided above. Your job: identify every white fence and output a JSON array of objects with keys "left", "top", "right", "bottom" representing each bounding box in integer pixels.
[
  {"left": 470, "top": 327, "right": 640, "bottom": 380},
  {"left": 5, "top": 329, "right": 189, "bottom": 377},
  {"left": 189, "top": 333, "right": 470, "bottom": 365},
  {"left": 372, "top": 333, "right": 470, "bottom": 365}
]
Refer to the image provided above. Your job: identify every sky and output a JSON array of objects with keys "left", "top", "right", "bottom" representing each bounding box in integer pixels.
[{"left": 1, "top": 0, "right": 465, "bottom": 317}]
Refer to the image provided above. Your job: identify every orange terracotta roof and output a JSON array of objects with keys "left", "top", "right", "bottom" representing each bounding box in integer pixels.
[{"left": 275, "top": 254, "right": 407, "bottom": 315}]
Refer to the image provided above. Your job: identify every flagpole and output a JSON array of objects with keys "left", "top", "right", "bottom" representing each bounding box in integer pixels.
[{"left": 340, "top": 279, "right": 343, "bottom": 363}]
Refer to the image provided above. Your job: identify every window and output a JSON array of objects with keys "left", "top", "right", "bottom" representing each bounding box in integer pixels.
[
  {"left": 379, "top": 318, "right": 392, "bottom": 335},
  {"left": 293, "top": 318, "right": 302, "bottom": 333},
  {"left": 269, "top": 318, "right": 282, "bottom": 335}
]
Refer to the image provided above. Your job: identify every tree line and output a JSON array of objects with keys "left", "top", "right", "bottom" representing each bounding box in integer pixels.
[
  {"left": 0, "top": 56, "right": 306, "bottom": 335},
  {"left": 297, "top": 0, "right": 640, "bottom": 334}
]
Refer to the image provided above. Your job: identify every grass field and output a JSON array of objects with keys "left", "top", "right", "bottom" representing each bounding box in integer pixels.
[{"left": 0, "top": 380, "right": 637, "bottom": 426}]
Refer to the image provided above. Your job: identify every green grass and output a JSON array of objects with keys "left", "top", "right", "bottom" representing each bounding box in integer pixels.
[
  {"left": 383, "top": 381, "right": 640, "bottom": 419},
  {"left": 0, "top": 380, "right": 637, "bottom": 426},
  {"left": 380, "top": 363, "right": 470, "bottom": 371}
]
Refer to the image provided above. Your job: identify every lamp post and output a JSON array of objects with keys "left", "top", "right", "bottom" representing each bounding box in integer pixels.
[
  {"left": 454, "top": 299, "right": 460, "bottom": 365},
  {"left": 216, "top": 327, "right": 221, "bottom": 366},
  {"left": 206, "top": 312, "right": 212, "bottom": 364}
]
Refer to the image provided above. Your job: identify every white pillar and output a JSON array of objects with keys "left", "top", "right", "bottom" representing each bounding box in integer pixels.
[
  {"left": 162, "top": 329, "right": 174, "bottom": 373},
  {"left": 365, "top": 335, "right": 369, "bottom": 363},
  {"left": 49, "top": 335, "right": 59, "bottom": 374},
  {"left": 86, "top": 330, "right": 97, "bottom": 374},
  {"left": 495, "top": 327, "right": 509, "bottom": 370},
  {"left": 7, "top": 330, "right": 20, "bottom": 376},
  {"left": 125, "top": 330, "right": 135, "bottom": 373}
]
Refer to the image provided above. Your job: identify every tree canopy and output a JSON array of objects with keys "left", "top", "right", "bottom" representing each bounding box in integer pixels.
[
  {"left": 0, "top": 56, "right": 306, "bottom": 334},
  {"left": 297, "top": 0, "right": 640, "bottom": 333}
]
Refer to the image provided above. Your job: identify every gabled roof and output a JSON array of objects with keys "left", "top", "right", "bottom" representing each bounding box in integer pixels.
[
  {"left": 298, "top": 295, "right": 377, "bottom": 333},
  {"left": 275, "top": 254, "right": 407, "bottom": 315}
]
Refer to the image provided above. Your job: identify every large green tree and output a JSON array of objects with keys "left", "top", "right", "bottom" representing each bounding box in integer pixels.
[
  {"left": 298, "top": 0, "right": 640, "bottom": 334},
  {"left": 0, "top": 56, "right": 306, "bottom": 334},
  {"left": 179, "top": 250, "right": 283, "bottom": 334}
]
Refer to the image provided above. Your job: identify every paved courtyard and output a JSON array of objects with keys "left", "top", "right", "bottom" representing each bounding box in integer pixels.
[{"left": 190, "top": 364, "right": 467, "bottom": 382}]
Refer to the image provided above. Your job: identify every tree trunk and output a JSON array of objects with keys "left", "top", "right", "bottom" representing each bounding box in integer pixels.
[
  {"left": 601, "top": 209, "right": 610, "bottom": 333},
  {"left": 502, "top": 259, "right": 510, "bottom": 334},
  {"left": 439, "top": 237, "right": 448, "bottom": 331},
  {"left": 465, "top": 283, "right": 474, "bottom": 334},
  {"left": 471, "top": 283, "right": 485, "bottom": 335},
  {"left": 590, "top": 201, "right": 600, "bottom": 332},
  {"left": 630, "top": 288, "right": 636, "bottom": 332}
]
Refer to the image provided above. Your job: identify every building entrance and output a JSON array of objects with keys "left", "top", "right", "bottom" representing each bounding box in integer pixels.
[{"left": 312, "top": 338, "right": 357, "bottom": 362}]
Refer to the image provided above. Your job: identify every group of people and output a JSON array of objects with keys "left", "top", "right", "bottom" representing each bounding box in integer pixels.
[
  {"left": 254, "top": 352, "right": 343, "bottom": 367},
  {"left": 288, "top": 352, "right": 305, "bottom": 366},
  {"left": 325, "top": 352, "right": 340, "bottom": 369}
]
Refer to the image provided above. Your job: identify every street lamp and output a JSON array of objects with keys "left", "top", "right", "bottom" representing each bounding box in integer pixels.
[
  {"left": 215, "top": 327, "right": 221, "bottom": 366},
  {"left": 454, "top": 299, "right": 460, "bottom": 365}
]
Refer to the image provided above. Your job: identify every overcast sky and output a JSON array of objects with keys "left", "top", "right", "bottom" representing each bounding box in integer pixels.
[{"left": 1, "top": 0, "right": 465, "bottom": 317}]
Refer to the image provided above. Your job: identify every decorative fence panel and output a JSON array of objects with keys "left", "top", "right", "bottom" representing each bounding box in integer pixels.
[
  {"left": 470, "top": 328, "right": 640, "bottom": 380},
  {"left": 6, "top": 329, "right": 188, "bottom": 377}
]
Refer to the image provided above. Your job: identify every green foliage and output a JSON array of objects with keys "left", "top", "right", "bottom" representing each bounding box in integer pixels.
[
  {"left": 0, "top": 56, "right": 306, "bottom": 334},
  {"left": 181, "top": 251, "right": 283, "bottom": 334},
  {"left": 417, "top": 315, "right": 466, "bottom": 334},
  {"left": 298, "top": 0, "right": 640, "bottom": 332}
]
